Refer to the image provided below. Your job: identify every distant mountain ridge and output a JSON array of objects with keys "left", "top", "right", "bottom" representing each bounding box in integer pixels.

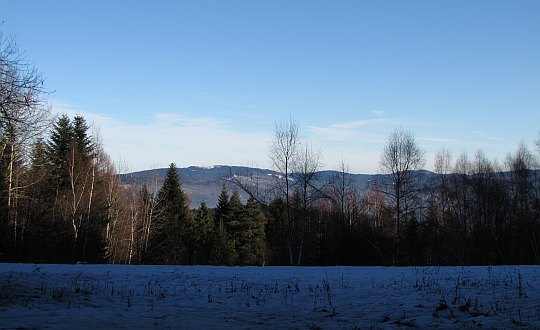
[
  {"left": 119, "top": 165, "right": 437, "bottom": 208},
  {"left": 120, "top": 166, "right": 277, "bottom": 208}
]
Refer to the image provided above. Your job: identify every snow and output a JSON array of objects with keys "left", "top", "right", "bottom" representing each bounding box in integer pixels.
[{"left": 1, "top": 264, "right": 539, "bottom": 329}]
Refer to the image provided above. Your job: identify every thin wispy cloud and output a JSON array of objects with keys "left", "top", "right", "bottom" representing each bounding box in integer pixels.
[
  {"left": 51, "top": 101, "right": 393, "bottom": 174},
  {"left": 416, "top": 136, "right": 465, "bottom": 144},
  {"left": 6, "top": 0, "right": 538, "bottom": 175},
  {"left": 303, "top": 118, "right": 399, "bottom": 173},
  {"left": 305, "top": 117, "right": 401, "bottom": 143},
  {"left": 50, "top": 100, "right": 532, "bottom": 175},
  {"left": 473, "top": 131, "right": 505, "bottom": 142},
  {"left": 331, "top": 119, "right": 387, "bottom": 130},
  {"left": 51, "top": 101, "right": 272, "bottom": 173},
  {"left": 370, "top": 110, "right": 385, "bottom": 116},
  {"left": 307, "top": 126, "right": 386, "bottom": 144},
  {"left": 151, "top": 113, "right": 226, "bottom": 128}
]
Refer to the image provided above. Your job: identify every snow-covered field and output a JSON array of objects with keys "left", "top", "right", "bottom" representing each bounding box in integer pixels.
[{"left": 1, "top": 264, "right": 539, "bottom": 329}]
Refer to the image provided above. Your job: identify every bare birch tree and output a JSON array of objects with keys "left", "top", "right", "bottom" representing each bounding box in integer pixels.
[
  {"left": 434, "top": 147, "right": 452, "bottom": 227},
  {"left": 270, "top": 117, "right": 300, "bottom": 265},
  {"left": 506, "top": 143, "right": 539, "bottom": 263},
  {"left": 293, "top": 141, "right": 322, "bottom": 265},
  {"left": 1, "top": 33, "right": 50, "bottom": 249},
  {"left": 379, "top": 126, "right": 425, "bottom": 264},
  {"left": 329, "top": 159, "right": 359, "bottom": 230},
  {"left": 66, "top": 142, "right": 96, "bottom": 258}
]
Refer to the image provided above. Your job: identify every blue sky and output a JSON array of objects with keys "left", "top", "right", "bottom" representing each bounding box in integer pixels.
[{"left": 2, "top": 0, "right": 539, "bottom": 173}]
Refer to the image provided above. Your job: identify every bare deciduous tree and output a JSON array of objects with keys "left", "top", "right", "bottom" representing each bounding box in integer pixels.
[
  {"left": 293, "top": 141, "right": 322, "bottom": 265},
  {"left": 66, "top": 141, "right": 96, "bottom": 258},
  {"left": 379, "top": 126, "right": 425, "bottom": 264},
  {"left": 329, "top": 159, "right": 356, "bottom": 229},
  {"left": 506, "top": 143, "right": 539, "bottom": 263},
  {"left": 229, "top": 166, "right": 273, "bottom": 206},
  {"left": 1, "top": 33, "right": 50, "bottom": 247},
  {"left": 270, "top": 118, "right": 300, "bottom": 265},
  {"left": 434, "top": 148, "right": 452, "bottom": 227}
]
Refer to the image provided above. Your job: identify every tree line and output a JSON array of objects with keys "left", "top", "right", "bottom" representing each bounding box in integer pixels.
[
  {"left": 260, "top": 120, "right": 540, "bottom": 266},
  {"left": 2, "top": 33, "right": 540, "bottom": 265}
]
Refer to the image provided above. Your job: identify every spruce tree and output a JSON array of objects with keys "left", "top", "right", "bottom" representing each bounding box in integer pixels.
[
  {"left": 226, "top": 189, "right": 243, "bottom": 262},
  {"left": 46, "top": 115, "right": 73, "bottom": 188},
  {"left": 151, "top": 163, "right": 192, "bottom": 264},
  {"left": 44, "top": 114, "right": 101, "bottom": 262},
  {"left": 238, "top": 196, "right": 267, "bottom": 265},
  {"left": 212, "top": 223, "right": 232, "bottom": 265},
  {"left": 194, "top": 201, "right": 215, "bottom": 264},
  {"left": 266, "top": 197, "right": 287, "bottom": 264},
  {"left": 213, "top": 183, "right": 229, "bottom": 226},
  {"left": 210, "top": 184, "right": 233, "bottom": 265},
  {"left": 72, "top": 115, "right": 93, "bottom": 157}
]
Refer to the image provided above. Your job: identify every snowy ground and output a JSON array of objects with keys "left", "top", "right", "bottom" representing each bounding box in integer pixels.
[{"left": 1, "top": 264, "right": 539, "bottom": 329}]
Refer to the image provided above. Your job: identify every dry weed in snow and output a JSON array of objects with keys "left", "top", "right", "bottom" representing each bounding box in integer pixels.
[{"left": 0, "top": 264, "right": 539, "bottom": 329}]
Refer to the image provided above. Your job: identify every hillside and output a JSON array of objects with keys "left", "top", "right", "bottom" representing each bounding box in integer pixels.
[
  {"left": 119, "top": 165, "right": 438, "bottom": 208},
  {"left": 120, "top": 166, "right": 275, "bottom": 208}
]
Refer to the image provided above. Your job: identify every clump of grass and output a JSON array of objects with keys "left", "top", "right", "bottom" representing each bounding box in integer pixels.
[
  {"left": 517, "top": 271, "right": 527, "bottom": 299},
  {"left": 433, "top": 300, "right": 455, "bottom": 319},
  {"left": 322, "top": 275, "right": 334, "bottom": 312}
]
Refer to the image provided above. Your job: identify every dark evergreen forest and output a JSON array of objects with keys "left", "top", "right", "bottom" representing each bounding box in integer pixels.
[{"left": 2, "top": 33, "right": 540, "bottom": 266}]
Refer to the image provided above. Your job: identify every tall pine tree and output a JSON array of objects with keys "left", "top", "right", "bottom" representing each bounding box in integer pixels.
[
  {"left": 72, "top": 115, "right": 93, "bottom": 158},
  {"left": 226, "top": 189, "right": 243, "bottom": 263},
  {"left": 193, "top": 201, "right": 215, "bottom": 264},
  {"left": 150, "top": 163, "right": 192, "bottom": 264},
  {"left": 214, "top": 183, "right": 229, "bottom": 227},
  {"left": 43, "top": 114, "right": 107, "bottom": 262},
  {"left": 46, "top": 114, "right": 73, "bottom": 190},
  {"left": 238, "top": 196, "right": 267, "bottom": 265}
]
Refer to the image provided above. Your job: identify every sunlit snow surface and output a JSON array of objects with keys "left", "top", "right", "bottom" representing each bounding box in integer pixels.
[{"left": 1, "top": 264, "right": 539, "bottom": 329}]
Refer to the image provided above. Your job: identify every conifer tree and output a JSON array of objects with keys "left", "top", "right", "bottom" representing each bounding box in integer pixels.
[
  {"left": 212, "top": 223, "right": 232, "bottom": 265},
  {"left": 46, "top": 115, "right": 72, "bottom": 189},
  {"left": 194, "top": 201, "right": 215, "bottom": 264},
  {"left": 45, "top": 114, "right": 102, "bottom": 262},
  {"left": 266, "top": 197, "right": 287, "bottom": 264},
  {"left": 238, "top": 196, "right": 267, "bottom": 265},
  {"left": 72, "top": 115, "right": 93, "bottom": 158},
  {"left": 226, "top": 189, "right": 243, "bottom": 262},
  {"left": 150, "top": 163, "right": 192, "bottom": 264},
  {"left": 209, "top": 183, "right": 234, "bottom": 265},
  {"left": 214, "top": 183, "right": 229, "bottom": 226}
]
